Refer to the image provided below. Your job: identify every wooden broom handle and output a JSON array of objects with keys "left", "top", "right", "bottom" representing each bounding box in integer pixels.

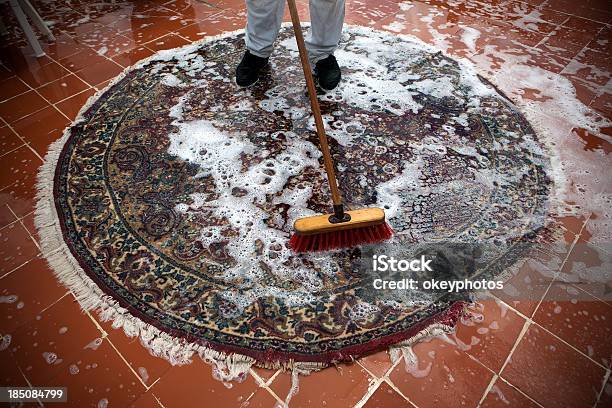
[{"left": 287, "top": 0, "right": 342, "bottom": 207}]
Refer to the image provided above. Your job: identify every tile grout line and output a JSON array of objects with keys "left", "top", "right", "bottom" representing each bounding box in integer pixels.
[
  {"left": 506, "top": 7, "right": 610, "bottom": 75},
  {"left": 248, "top": 368, "right": 289, "bottom": 407},
  {"left": 532, "top": 14, "right": 570, "bottom": 52},
  {"left": 0, "top": 208, "right": 27, "bottom": 231},
  {"left": 246, "top": 368, "right": 287, "bottom": 407},
  {"left": 464, "top": 340, "right": 546, "bottom": 408},
  {"left": 0, "top": 75, "right": 34, "bottom": 104},
  {"left": 152, "top": 392, "right": 167, "bottom": 408},
  {"left": 3, "top": 290, "right": 72, "bottom": 334},
  {"left": 259, "top": 385, "right": 286, "bottom": 408},
  {"left": 353, "top": 376, "right": 383, "bottom": 408},
  {"left": 247, "top": 368, "right": 265, "bottom": 387},
  {"left": 16, "top": 286, "right": 147, "bottom": 395},
  {"left": 6, "top": 282, "right": 47, "bottom": 408},
  {"left": 381, "top": 378, "right": 419, "bottom": 408},
  {"left": 148, "top": 376, "right": 161, "bottom": 390},
  {"left": 496, "top": 318, "right": 531, "bottom": 377},
  {"left": 69, "top": 289, "right": 154, "bottom": 391},
  {"left": 49, "top": 3, "right": 210, "bottom": 73},
  {"left": 7, "top": 0, "right": 227, "bottom": 89},
  {"left": 7, "top": 206, "right": 41, "bottom": 251},
  {"left": 0, "top": 70, "right": 55, "bottom": 119},
  {"left": 82, "top": 308, "right": 109, "bottom": 338},
  {"left": 489, "top": 291, "right": 611, "bottom": 372},
  {"left": 355, "top": 361, "right": 380, "bottom": 380},
  {"left": 593, "top": 368, "right": 611, "bottom": 407},
  {"left": 476, "top": 372, "right": 499, "bottom": 407},
  {"left": 262, "top": 368, "right": 281, "bottom": 387},
  {"left": 577, "top": 216, "right": 612, "bottom": 256},
  {"left": 0, "top": 210, "right": 42, "bottom": 278},
  {"left": 19, "top": 48, "right": 98, "bottom": 119},
  {"left": 0, "top": 117, "right": 44, "bottom": 162},
  {"left": 354, "top": 351, "right": 418, "bottom": 406},
  {"left": 36, "top": 13, "right": 213, "bottom": 112},
  {"left": 1, "top": 290, "right": 71, "bottom": 349},
  {"left": 38, "top": 291, "right": 72, "bottom": 316},
  {"left": 55, "top": 27, "right": 132, "bottom": 76},
  {"left": 530, "top": 213, "right": 591, "bottom": 317},
  {"left": 0, "top": 205, "right": 59, "bottom": 280},
  {"left": 172, "top": 31, "right": 196, "bottom": 44},
  {"left": 240, "top": 372, "right": 264, "bottom": 406},
  {"left": 517, "top": 0, "right": 612, "bottom": 25},
  {"left": 0, "top": 257, "right": 35, "bottom": 280},
  {"left": 568, "top": 280, "right": 612, "bottom": 308},
  {"left": 104, "top": 335, "right": 151, "bottom": 390},
  {"left": 377, "top": 356, "right": 421, "bottom": 407},
  {"left": 1, "top": 57, "right": 117, "bottom": 159},
  {"left": 496, "top": 375, "right": 546, "bottom": 408},
  {"left": 0, "top": 141, "right": 28, "bottom": 159},
  {"left": 0, "top": 179, "right": 18, "bottom": 196},
  {"left": 0, "top": 74, "right": 77, "bottom": 150},
  {"left": 558, "top": 24, "right": 609, "bottom": 102}
]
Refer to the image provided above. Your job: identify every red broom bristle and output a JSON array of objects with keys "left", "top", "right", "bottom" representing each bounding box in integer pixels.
[{"left": 289, "top": 222, "right": 394, "bottom": 252}]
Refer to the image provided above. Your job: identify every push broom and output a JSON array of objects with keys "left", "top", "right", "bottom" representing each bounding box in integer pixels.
[{"left": 286, "top": 0, "right": 393, "bottom": 252}]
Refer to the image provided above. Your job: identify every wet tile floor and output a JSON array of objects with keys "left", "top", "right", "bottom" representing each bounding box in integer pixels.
[{"left": 0, "top": 0, "right": 610, "bottom": 407}]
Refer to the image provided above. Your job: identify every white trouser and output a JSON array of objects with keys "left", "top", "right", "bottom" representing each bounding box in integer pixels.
[{"left": 245, "top": 0, "right": 345, "bottom": 63}]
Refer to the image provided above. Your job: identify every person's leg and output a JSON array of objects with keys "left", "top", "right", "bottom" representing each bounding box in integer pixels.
[
  {"left": 237, "top": 0, "right": 285, "bottom": 86},
  {"left": 306, "top": 0, "right": 345, "bottom": 63},
  {"left": 306, "top": 0, "right": 344, "bottom": 89},
  {"left": 245, "top": 0, "right": 286, "bottom": 58}
]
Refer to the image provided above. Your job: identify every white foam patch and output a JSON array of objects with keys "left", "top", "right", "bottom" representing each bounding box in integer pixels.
[
  {"left": 409, "top": 76, "right": 456, "bottom": 99},
  {"left": 376, "top": 157, "right": 424, "bottom": 221},
  {"left": 382, "top": 21, "right": 407, "bottom": 33},
  {"left": 280, "top": 34, "right": 422, "bottom": 116},
  {"left": 278, "top": 29, "right": 498, "bottom": 120},
  {"left": 161, "top": 73, "right": 184, "bottom": 87},
  {"left": 459, "top": 26, "right": 481, "bottom": 53},
  {"left": 327, "top": 48, "right": 421, "bottom": 115},
  {"left": 167, "top": 97, "right": 345, "bottom": 315}
]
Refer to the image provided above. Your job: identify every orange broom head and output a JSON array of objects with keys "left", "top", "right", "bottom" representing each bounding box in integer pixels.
[{"left": 289, "top": 207, "right": 393, "bottom": 252}]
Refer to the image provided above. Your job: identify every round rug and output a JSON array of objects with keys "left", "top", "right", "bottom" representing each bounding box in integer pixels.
[{"left": 37, "top": 26, "right": 552, "bottom": 372}]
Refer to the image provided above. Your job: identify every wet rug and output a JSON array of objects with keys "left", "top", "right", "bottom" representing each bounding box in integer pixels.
[{"left": 36, "top": 26, "right": 553, "bottom": 374}]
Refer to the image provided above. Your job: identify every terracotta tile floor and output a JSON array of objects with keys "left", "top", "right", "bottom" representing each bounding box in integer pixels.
[{"left": 0, "top": 0, "right": 610, "bottom": 407}]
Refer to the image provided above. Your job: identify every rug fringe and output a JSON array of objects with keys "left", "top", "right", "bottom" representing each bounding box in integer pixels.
[{"left": 389, "top": 323, "right": 456, "bottom": 364}]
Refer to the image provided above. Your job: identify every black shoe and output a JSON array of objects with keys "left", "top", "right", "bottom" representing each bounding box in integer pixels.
[
  {"left": 314, "top": 55, "right": 341, "bottom": 90},
  {"left": 235, "top": 50, "right": 269, "bottom": 87}
]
